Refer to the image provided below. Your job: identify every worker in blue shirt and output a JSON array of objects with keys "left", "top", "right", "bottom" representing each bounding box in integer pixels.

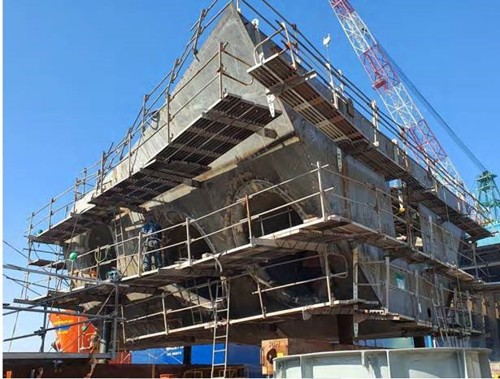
[{"left": 142, "top": 218, "right": 163, "bottom": 271}]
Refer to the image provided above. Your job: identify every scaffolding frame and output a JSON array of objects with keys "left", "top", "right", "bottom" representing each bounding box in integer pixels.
[
  {"left": 5, "top": 0, "right": 495, "bottom": 364},
  {"left": 54, "top": 164, "right": 487, "bottom": 287},
  {"left": 25, "top": 0, "right": 491, "bottom": 250},
  {"left": 7, "top": 163, "right": 489, "bottom": 348},
  {"left": 240, "top": 0, "right": 491, "bottom": 230}
]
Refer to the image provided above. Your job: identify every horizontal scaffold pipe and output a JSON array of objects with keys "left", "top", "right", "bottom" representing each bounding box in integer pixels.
[
  {"left": 3, "top": 305, "right": 123, "bottom": 320},
  {"left": 3, "top": 264, "right": 128, "bottom": 288}
]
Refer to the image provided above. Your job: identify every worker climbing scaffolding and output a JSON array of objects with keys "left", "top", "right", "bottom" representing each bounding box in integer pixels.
[{"left": 142, "top": 218, "right": 163, "bottom": 271}]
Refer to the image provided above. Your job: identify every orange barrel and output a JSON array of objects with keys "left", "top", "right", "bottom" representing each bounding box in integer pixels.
[{"left": 49, "top": 312, "right": 97, "bottom": 353}]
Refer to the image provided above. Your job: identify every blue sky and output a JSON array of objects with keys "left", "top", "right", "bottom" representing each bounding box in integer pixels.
[{"left": 4, "top": 0, "right": 500, "bottom": 351}]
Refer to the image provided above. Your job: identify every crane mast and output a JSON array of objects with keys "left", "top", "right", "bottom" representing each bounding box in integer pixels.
[
  {"left": 329, "top": 0, "right": 463, "bottom": 188},
  {"left": 477, "top": 171, "right": 500, "bottom": 224}
]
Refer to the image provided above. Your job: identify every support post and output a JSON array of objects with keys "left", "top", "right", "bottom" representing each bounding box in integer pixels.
[
  {"left": 137, "top": 231, "right": 143, "bottom": 277},
  {"left": 186, "top": 218, "right": 192, "bottom": 265},
  {"left": 370, "top": 100, "right": 379, "bottom": 129},
  {"left": 428, "top": 215, "right": 434, "bottom": 259},
  {"left": 121, "top": 306, "right": 127, "bottom": 343},
  {"left": 100, "top": 151, "right": 106, "bottom": 194},
  {"left": 481, "top": 294, "right": 487, "bottom": 333},
  {"left": 166, "top": 93, "right": 172, "bottom": 143},
  {"left": 338, "top": 69, "right": 345, "bottom": 95},
  {"left": 127, "top": 132, "right": 132, "bottom": 175},
  {"left": 471, "top": 242, "right": 479, "bottom": 279},
  {"left": 99, "top": 303, "right": 112, "bottom": 362},
  {"left": 452, "top": 289, "right": 459, "bottom": 328},
  {"left": 370, "top": 100, "right": 379, "bottom": 147},
  {"left": 353, "top": 248, "right": 359, "bottom": 302},
  {"left": 48, "top": 198, "right": 54, "bottom": 229},
  {"left": 83, "top": 167, "right": 87, "bottom": 195},
  {"left": 245, "top": 195, "right": 253, "bottom": 241},
  {"left": 256, "top": 277, "right": 266, "bottom": 319},
  {"left": 415, "top": 270, "right": 420, "bottom": 322},
  {"left": 333, "top": 89, "right": 339, "bottom": 110},
  {"left": 96, "top": 247, "right": 101, "bottom": 280},
  {"left": 142, "top": 94, "right": 147, "bottom": 133},
  {"left": 72, "top": 178, "right": 79, "bottom": 214},
  {"left": 111, "top": 286, "right": 119, "bottom": 360},
  {"left": 218, "top": 42, "right": 224, "bottom": 98},
  {"left": 39, "top": 304, "right": 47, "bottom": 352},
  {"left": 385, "top": 256, "right": 390, "bottom": 313},
  {"left": 282, "top": 22, "right": 296, "bottom": 70},
  {"left": 374, "top": 188, "right": 382, "bottom": 234},
  {"left": 404, "top": 186, "right": 413, "bottom": 248},
  {"left": 162, "top": 292, "right": 169, "bottom": 335},
  {"left": 317, "top": 161, "right": 326, "bottom": 220},
  {"left": 28, "top": 213, "right": 35, "bottom": 261},
  {"left": 439, "top": 283, "right": 447, "bottom": 336},
  {"left": 323, "top": 251, "right": 333, "bottom": 306}
]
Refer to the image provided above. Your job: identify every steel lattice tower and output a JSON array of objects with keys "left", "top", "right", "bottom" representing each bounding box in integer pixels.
[{"left": 477, "top": 171, "right": 500, "bottom": 224}]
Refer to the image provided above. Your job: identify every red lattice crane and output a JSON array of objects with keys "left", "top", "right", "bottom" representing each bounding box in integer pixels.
[{"left": 329, "top": 0, "right": 463, "bottom": 188}]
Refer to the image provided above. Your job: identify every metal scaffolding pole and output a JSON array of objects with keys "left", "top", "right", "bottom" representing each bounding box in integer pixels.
[
  {"left": 3, "top": 305, "right": 121, "bottom": 320},
  {"left": 3, "top": 315, "right": 117, "bottom": 343},
  {"left": 39, "top": 305, "right": 48, "bottom": 352}
]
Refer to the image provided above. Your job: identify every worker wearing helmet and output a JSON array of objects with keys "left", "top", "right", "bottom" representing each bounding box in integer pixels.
[{"left": 142, "top": 218, "right": 163, "bottom": 271}]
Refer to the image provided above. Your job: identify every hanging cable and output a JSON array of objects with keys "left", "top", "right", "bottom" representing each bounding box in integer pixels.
[{"left": 381, "top": 46, "right": 488, "bottom": 173}]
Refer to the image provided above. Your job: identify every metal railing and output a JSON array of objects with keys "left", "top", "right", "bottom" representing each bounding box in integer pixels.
[
  {"left": 120, "top": 250, "right": 349, "bottom": 343},
  {"left": 61, "top": 163, "right": 486, "bottom": 288},
  {"left": 26, "top": 0, "right": 490, "bottom": 250},
  {"left": 356, "top": 256, "right": 485, "bottom": 337},
  {"left": 14, "top": 162, "right": 490, "bottom": 346},
  {"left": 238, "top": 0, "right": 490, "bottom": 228},
  {"left": 12, "top": 0, "right": 493, "bottom": 351}
]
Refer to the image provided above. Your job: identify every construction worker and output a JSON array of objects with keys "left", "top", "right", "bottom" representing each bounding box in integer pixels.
[{"left": 142, "top": 218, "right": 163, "bottom": 271}]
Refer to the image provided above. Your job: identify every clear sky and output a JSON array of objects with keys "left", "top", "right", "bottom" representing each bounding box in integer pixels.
[{"left": 4, "top": 0, "right": 500, "bottom": 352}]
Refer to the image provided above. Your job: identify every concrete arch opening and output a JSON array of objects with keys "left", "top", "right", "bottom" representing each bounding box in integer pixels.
[
  {"left": 148, "top": 210, "right": 214, "bottom": 265},
  {"left": 87, "top": 225, "right": 116, "bottom": 280},
  {"left": 231, "top": 179, "right": 306, "bottom": 245},
  {"left": 145, "top": 210, "right": 218, "bottom": 304},
  {"left": 231, "top": 179, "right": 327, "bottom": 308}
]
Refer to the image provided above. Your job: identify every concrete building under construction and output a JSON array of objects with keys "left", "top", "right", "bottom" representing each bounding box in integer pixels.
[{"left": 4, "top": 0, "right": 500, "bottom": 376}]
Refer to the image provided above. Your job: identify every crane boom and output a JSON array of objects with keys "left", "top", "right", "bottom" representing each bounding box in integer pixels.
[{"left": 329, "top": 0, "right": 463, "bottom": 186}]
